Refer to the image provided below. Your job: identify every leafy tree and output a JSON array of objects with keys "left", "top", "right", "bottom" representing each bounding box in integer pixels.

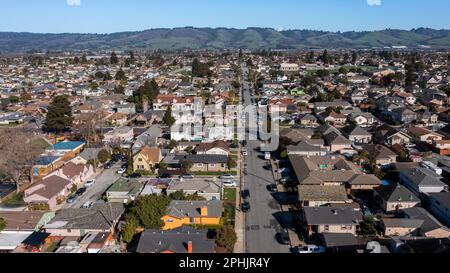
[
  {"left": 110, "top": 51, "right": 119, "bottom": 64},
  {"left": 122, "top": 214, "right": 140, "bottom": 244},
  {"left": 73, "top": 56, "right": 80, "bottom": 64},
  {"left": 321, "top": 50, "right": 331, "bottom": 64},
  {"left": 123, "top": 194, "right": 171, "bottom": 237},
  {"left": 216, "top": 225, "right": 237, "bottom": 250},
  {"left": 115, "top": 70, "right": 127, "bottom": 81},
  {"left": 180, "top": 159, "right": 193, "bottom": 172},
  {"left": 44, "top": 95, "right": 73, "bottom": 133},
  {"left": 227, "top": 156, "right": 237, "bottom": 170},
  {"left": 114, "top": 85, "right": 125, "bottom": 94},
  {"left": 97, "top": 149, "right": 111, "bottom": 164},
  {"left": 163, "top": 106, "right": 176, "bottom": 127},
  {"left": 133, "top": 79, "right": 160, "bottom": 108},
  {"left": 360, "top": 216, "right": 378, "bottom": 236},
  {"left": 0, "top": 217, "right": 6, "bottom": 232},
  {"left": 352, "top": 52, "right": 358, "bottom": 64},
  {"left": 192, "top": 58, "right": 211, "bottom": 77},
  {"left": 316, "top": 69, "right": 330, "bottom": 78},
  {"left": 9, "top": 96, "right": 20, "bottom": 104}
]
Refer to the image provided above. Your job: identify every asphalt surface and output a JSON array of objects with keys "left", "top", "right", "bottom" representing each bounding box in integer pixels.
[
  {"left": 63, "top": 162, "right": 123, "bottom": 209},
  {"left": 240, "top": 63, "right": 290, "bottom": 253}
]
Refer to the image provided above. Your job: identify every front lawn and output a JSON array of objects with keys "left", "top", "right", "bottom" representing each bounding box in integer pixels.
[{"left": 222, "top": 188, "right": 237, "bottom": 227}]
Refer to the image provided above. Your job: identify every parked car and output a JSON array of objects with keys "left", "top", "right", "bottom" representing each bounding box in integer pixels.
[
  {"left": 276, "top": 229, "right": 290, "bottom": 245},
  {"left": 241, "top": 202, "right": 250, "bottom": 213},
  {"left": 293, "top": 245, "right": 326, "bottom": 254},
  {"left": 241, "top": 189, "right": 250, "bottom": 199},
  {"left": 81, "top": 201, "right": 94, "bottom": 209},
  {"left": 104, "top": 162, "right": 113, "bottom": 169},
  {"left": 75, "top": 188, "right": 87, "bottom": 196},
  {"left": 223, "top": 180, "right": 237, "bottom": 187},
  {"left": 85, "top": 179, "right": 95, "bottom": 188},
  {"left": 159, "top": 173, "right": 172, "bottom": 179},
  {"left": 66, "top": 194, "right": 78, "bottom": 204},
  {"left": 220, "top": 174, "right": 235, "bottom": 180},
  {"left": 117, "top": 168, "right": 127, "bottom": 175},
  {"left": 267, "top": 184, "right": 277, "bottom": 192},
  {"left": 181, "top": 174, "right": 195, "bottom": 179},
  {"left": 128, "top": 173, "right": 142, "bottom": 178}
]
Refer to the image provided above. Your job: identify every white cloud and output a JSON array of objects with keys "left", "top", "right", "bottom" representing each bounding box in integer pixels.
[
  {"left": 367, "top": 0, "right": 382, "bottom": 6},
  {"left": 66, "top": 0, "right": 81, "bottom": 6}
]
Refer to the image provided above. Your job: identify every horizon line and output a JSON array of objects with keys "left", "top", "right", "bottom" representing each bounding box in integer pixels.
[{"left": 1, "top": 26, "right": 449, "bottom": 35}]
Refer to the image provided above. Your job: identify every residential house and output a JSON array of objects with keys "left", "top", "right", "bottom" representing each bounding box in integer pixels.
[
  {"left": 408, "top": 127, "right": 444, "bottom": 145},
  {"left": 32, "top": 156, "right": 63, "bottom": 177},
  {"left": 362, "top": 144, "right": 397, "bottom": 166},
  {"left": 381, "top": 218, "right": 423, "bottom": 237},
  {"left": 298, "top": 185, "right": 350, "bottom": 207},
  {"left": 314, "top": 100, "right": 352, "bottom": 113},
  {"left": 44, "top": 203, "right": 125, "bottom": 237},
  {"left": 303, "top": 207, "right": 362, "bottom": 236},
  {"left": 427, "top": 192, "right": 450, "bottom": 227},
  {"left": 45, "top": 162, "right": 94, "bottom": 187},
  {"left": 390, "top": 108, "right": 417, "bottom": 124},
  {"left": 399, "top": 168, "right": 448, "bottom": 195},
  {"left": 195, "top": 140, "right": 230, "bottom": 156},
  {"left": 161, "top": 200, "right": 222, "bottom": 230},
  {"left": 373, "top": 184, "right": 420, "bottom": 213},
  {"left": 107, "top": 112, "right": 128, "bottom": 126},
  {"left": 374, "top": 124, "right": 412, "bottom": 146},
  {"left": 166, "top": 179, "right": 222, "bottom": 201},
  {"left": 70, "top": 148, "right": 102, "bottom": 165},
  {"left": 174, "top": 154, "right": 228, "bottom": 173},
  {"left": 133, "top": 146, "right": 162, "bottom": 173},
  {"left": 23, "top": 176, "right": 73, "bottom": 210},
  {"left": 321, "top": 111, "right": 347, "bottom": 127},
  {"left": 286, "top": 141, "right": 329, "bottom": 156},
  {"left": 342, "top": 125, "right": 372, "bottom": 144},
  {"left": 136, "top": 227, "right": 215, "bottom": 253},
  {"left": 115, "top": 103, "right": 136, "bottom": 115},
  {"left": 324, "top": 132, "right": 353, "bottom": 154},
  {"left": 103, "top": 126, "right": 134, "bottom": 144},
  {"left": 106, "top": 178, "right": 143, "bottom": 203},
  {"left": 298, "top": 114, "right": 319, "bottom": 128},
  {"left": 348, "top": 112, "right": 376, "bottom": 128},
  {"left": 401, "top": 207, "right": 450, "bottom": 238},
  {"left": 134, "top": 110, "right": 165, "bottom": 127},
  {"left": 48, "top": 141, "right": 85, "bottom": 159}
]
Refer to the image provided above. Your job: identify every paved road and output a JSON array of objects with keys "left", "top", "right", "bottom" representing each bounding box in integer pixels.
[
  {"left": 64, "top": 162, "right": 123, "bottom": 209},
  {"left": 240, "top": 63, "right": 290, "bottom": 253}
]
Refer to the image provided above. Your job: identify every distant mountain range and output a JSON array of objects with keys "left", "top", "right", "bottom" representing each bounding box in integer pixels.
[{"left": 1, "top": 27, "right": 450, "bottom": 52}]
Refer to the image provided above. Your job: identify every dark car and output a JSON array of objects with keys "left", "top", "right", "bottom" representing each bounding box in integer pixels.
[
  {"left": 66, "top": 194, "right": 78, "bottom": 204},
  {"left": 121, "top": 163, "right": 129, "bottom": 169},
  {"left": 104, "top": 162, "right": 113, "bottom": 169},
  {"left": 128, "top": 173, "right": 142, "bottom": 178},
  {"left": 241, "top": 202, "right": 250, "bottom": 213},
  {"left": 241, "top": 189, "right": 250, "bottom": 199},
  {"left": 159, "top": 173, "right": 172, "bottom": 179},
  {"left": 75, "top": 187, "right": 87, "bottom": 196},
  {"left": 267, "top": 184, "right": 277, "bottom": 192},
  {"left": 276, "top": 229, "right": 291, "bottom": 245}
]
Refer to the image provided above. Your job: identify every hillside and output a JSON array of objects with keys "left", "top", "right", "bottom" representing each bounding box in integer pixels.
[{"left": 1, "top": 27, "right": 450, "bottom": 52}]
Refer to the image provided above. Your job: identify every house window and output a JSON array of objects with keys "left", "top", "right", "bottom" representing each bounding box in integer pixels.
[
  {"left": 324, "top": 225, "right": 329, "bottom": 231},
  {"left": 190, "top": 217, "right": 195, "bottom": 223},
  {"left": 167, "top": 218, "right": 173, "bottom": 223},
  {"left": 196, "top": 163, "right": 204, "bottom": 167},
  {"left": 209, "top": 164, "right": 216, "bottom": 168},
  {"left": 138, "top": 158, "right": 143, "bottom": 162}
]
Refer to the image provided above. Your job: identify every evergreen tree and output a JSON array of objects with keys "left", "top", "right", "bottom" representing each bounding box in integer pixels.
[
  {"left": 163, "top": 106, "right": 176, "bottom": 127},
  {"left": 110, "top": 51, "right": 119, "bottom": 64},
  {"left": 44, "top": 95, "right": 73, "bottom": 133},
  {"left": 115, "top": 69, "right": 127, "bottom": 81}
]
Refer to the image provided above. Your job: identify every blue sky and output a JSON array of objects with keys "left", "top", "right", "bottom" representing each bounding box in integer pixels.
[{"left": 1, "top": 0, "right": 449, "bottom": 33}]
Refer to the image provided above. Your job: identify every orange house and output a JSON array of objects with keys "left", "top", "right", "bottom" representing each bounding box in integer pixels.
[{"left": 162, "top": 200, "right": 223, "bottom": 230}]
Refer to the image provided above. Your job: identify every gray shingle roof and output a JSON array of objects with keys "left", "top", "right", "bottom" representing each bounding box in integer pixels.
[
  {"left": 167, "top": 200, "right": 222, "bottom": 219},
  {"left": 136, "top": 226, "right": 215, "bottom": 253},
  {"left": 304, "top": 207, "right": 362, "bottom": 225},
  {"left": 374, "top": 184, "right": 420, "bottom": 203}
]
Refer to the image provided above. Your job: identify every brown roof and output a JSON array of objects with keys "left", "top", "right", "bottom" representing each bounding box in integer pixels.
[
  {"left": 0, "top": 211, "right": 46, "bottom": 231},
  {"left": 30, "top": 176, "right": 72, "bottom": 200},
  {"left": 137, "top": 146, "right": 162, "bottom": 164},
  {"left": 195, "top": 140, "right": 230, "bottom": 153},
  {"left": 362, "top": 144, "right": 397, "bottom": 160},
  {"left": 61, "top": 162, "right": 86, "bottom": 179}
]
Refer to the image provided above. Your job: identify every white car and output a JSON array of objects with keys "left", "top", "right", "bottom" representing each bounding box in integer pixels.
[
  {"left": 295, "top": 245, "right": 326, "bottom": 254},
  {"left": 220, "top": 174, "right": 235, "bottom": 180},
  {"left": 223, "top": 180, "right": 237, "bottom": 187},
  {"left": 82, "top": 201, "right": 94, "bottom": 209},
  {"left": 85, "top": 179, "right": 95, "bottom": 188},
  {"left": 117, "top": 168, "right": 127, "bottom": 175}
]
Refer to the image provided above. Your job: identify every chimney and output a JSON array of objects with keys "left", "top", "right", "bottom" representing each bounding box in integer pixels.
[
  {"left": 187, "top": 241, "right": 193, "bottom": 254},
  {"left": 200, "top": 206, "right": 208, "bottom": 217}
]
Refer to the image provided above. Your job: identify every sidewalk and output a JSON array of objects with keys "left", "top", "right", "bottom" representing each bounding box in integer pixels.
[{"left": 233, "top": 146, "right": 246, "bottom": 253}]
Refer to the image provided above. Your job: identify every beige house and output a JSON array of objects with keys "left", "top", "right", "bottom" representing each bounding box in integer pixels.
[
  {"left": 381, "top": 218, "right": 423, "bottom": 237},
  {"left": 298, "top": 185, "right": 350, "bottom": 207},
  {"left": 408, "top": 127, "right": 444, "bottom": 144},
  {"left": 374, "top": 184, "right": 420, "bottom": 213},
  {"left": 303, "top": 207, "right": 362, "bottom": 236},
  {"left": 133, "top": 146, "right": 162, "bottom": 173}
]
